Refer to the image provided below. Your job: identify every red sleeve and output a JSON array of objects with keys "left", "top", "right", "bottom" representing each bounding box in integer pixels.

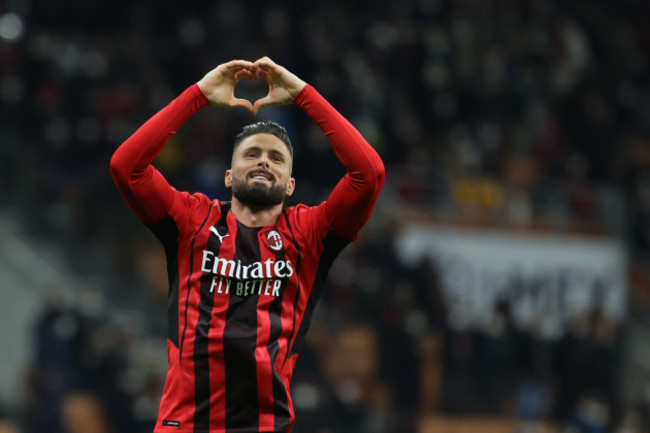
[
  {"left": 294, "top": 85, "right": 385, "bottom": 240},
  {"left": 109, "top": 84, "right": 210, "bottom": 225}
]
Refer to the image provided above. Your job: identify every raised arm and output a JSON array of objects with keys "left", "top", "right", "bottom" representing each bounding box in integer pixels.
[
  {"left": 110, "top": 60, "right": 256, "bottom": 225},
  {"left": 296, "top": 87, "right": 385, "bottom": 240},
  {"left": 253, "top": 57, "right": 385, "bottom": 240}
]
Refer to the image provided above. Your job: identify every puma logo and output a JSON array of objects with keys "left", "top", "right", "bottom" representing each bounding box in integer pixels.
[{"left": 209, "top": 226, "right": 230, "bottom": 244}]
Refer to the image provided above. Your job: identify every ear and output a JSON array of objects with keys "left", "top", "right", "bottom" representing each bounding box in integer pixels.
[
  {"left": 225, "top": 169, "right": 232, "bottom": 188},
  {"left": 285, "top": 177, "right": 296, "bottom": 197}
]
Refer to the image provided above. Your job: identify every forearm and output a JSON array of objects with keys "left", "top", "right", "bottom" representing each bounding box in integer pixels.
[
  {"left": 111, "top": 84, "right": 209, "bottom": 182},
  {"left": 295, "top": 85, "right": 385, "bottom": 239},
  {"left": 110, "top": 84, "right": 210, "bottom": 223},
  {"left": 295, "top": 85, "right": 384, "bottom": 181}
]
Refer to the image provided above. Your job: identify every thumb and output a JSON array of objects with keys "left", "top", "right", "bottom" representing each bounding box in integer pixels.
[
  {"left": 252, "top": 94, "right": 274, "bottom": 115},
  {"left": 230, "top": 97, "right": 255, "bottom": 114}
]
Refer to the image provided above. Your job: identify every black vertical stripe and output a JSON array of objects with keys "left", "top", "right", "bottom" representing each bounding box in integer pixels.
[
  {"left": 193, "top": 204, "right": 230, "bottom": 431},
  {"left": 282, "top": 210, "right": 302, "bottom": 365},
  {"left": 267, "top": 263, "right": 290, "bottom": 431},
  {"left": 290, "top": 231, "right": 349, "bottom": 356},
  {"left": 148, "top": 215, "right": 181, "bottom": 347},
  {"left": 263, "top": 225, "right": 291, "bottom": 431},
  {"left": 180, "top": 204, "right": 214, "bottom": 358},
  {"left": 223, "top": 224, "right": 261, "bottom": 431}
]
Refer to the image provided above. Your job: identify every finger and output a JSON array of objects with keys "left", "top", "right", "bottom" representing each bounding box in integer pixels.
[
  {"left": 224, "top": 59, "right": 255, "bottom": 70},
  {"left": 234, "top": 70, "right": 247, "bottom": 81},
  {"left": 253, "top": 57, "right": 278, "bottom": 70},
  {"left": 249, "top": 66, "right": 260, "bottom": 81},
  {"left": 256, "top": 67, "right": 276, "bottom": 86},
  {"left": 253, "top": 56, "right": 271, "bottom": 65},
  {"left": 257, "top": 63, "right": 288, "bottom": 85},
  {"left": 220, "top": 61, "right": 255, "bottom": 79},
  {"left": 241, "top": 66, "right": 259, "bottom": 82},
  {"left": 234, "top": 68, "right": 255, "bottom": 82}
]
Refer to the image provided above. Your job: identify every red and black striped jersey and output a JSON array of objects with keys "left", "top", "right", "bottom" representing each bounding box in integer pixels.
[{"left": 110, "top": 83, "right": 384, "bottom": 433}]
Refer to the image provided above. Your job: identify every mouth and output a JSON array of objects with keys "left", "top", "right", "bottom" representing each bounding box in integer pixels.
[{"left": 248, "top": 170, "right": 275, "bottom": 183}]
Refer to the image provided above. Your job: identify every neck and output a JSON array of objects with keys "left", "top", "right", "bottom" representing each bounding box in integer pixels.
[{"left": 230, "top": 197, "right": 283, "bottom": 227}]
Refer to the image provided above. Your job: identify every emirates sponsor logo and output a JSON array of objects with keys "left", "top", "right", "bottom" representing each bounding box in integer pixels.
[
  {"left": 200, "top": 250, "right": 294, "bottom": 298},
  {"left": 201, "top": 251, "right": 294, "bottom": 279}
]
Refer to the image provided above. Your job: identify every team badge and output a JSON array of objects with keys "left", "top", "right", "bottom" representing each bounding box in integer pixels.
[{"left": 266, "top": 230, "right": 283, "bottom": 251}]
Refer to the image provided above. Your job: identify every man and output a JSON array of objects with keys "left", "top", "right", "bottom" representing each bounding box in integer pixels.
[{"left": 110, "top": 57, "right": 385, "bottom": 433}]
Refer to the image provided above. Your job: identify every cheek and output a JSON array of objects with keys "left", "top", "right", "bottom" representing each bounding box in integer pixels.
[
  {"left": 278, "top": 167, "right": 292, "bottom": 180},
  {"left": 231, "top": 165, "right": 248, "bottom": 178}
]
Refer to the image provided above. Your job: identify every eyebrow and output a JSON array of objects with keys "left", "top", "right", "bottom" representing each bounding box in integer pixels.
[{"left": 241, "top": 145, "right": 289, "bottom": 159}]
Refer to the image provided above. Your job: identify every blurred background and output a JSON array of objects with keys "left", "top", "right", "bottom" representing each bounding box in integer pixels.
[{"left": 1, "top": 0, "right": 650, "bottom": 432}]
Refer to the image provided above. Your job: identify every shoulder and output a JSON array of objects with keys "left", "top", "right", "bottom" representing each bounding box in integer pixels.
[
  {"left": 171, "top": 190, "right": 213, "bottom": 211},
  {"left": 282, "top": 202, "right": 331, "bottom": 240},
  {"left": 284, "top": 202, "right": 326, "bottom": 222},
  {"left": 170, "top": 191, "right": 226, "bottom": 230},
  {"left": 282, "top": 202, "right": 351, "bottom": 262}
]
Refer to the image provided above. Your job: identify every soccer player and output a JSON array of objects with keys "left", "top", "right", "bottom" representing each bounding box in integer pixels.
[{"left": 110, "top": 57, "right": 385, "bottom": 433}]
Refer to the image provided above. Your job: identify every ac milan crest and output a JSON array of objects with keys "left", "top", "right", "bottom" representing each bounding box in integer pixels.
[{"left": 266, "top": 229, "right": 283, "bottom": 252}]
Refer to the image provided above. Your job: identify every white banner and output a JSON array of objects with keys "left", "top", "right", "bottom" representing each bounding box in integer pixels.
[{"left": 396, "top": 225, "right": 627, "bottom": 338}]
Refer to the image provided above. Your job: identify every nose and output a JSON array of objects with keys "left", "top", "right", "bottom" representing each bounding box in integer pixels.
[{"left": 257, "top": 154, "right": 270, "bottom": 169}]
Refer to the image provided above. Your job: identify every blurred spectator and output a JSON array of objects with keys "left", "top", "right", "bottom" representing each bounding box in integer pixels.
[
  {"left": 27, "top": 301, "right": 95, "bottom": 433},
  {"left": 0, "top": 423, "right": 21, "bottom": 433}
]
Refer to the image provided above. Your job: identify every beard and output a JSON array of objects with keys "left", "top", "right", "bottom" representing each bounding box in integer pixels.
[{"left": 231, "top": 176, "right": 287, "bottom": 208}]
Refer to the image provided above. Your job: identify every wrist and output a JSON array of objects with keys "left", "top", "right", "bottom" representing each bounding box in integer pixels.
[
  {"left": 291, "top": 83, "right": 307, "bottom": 100},
  {"left": 293, "top": 84, "right": 312, "bottom": 106},
  {"left": 191, "top": 83, "right": 211, "bottom": 107}
]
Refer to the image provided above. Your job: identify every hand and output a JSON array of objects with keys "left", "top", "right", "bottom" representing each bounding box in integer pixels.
[
  {"left": 197, "top": 60, "right": 258, "bottom": 113},
  {"left": 252, "top": 57, "right": 307, "bottom": 115}
]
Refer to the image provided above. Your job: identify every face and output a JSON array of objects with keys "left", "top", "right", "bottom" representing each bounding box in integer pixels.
[{"left": 226, "top": 133, "right": 295, "bottom": 208}]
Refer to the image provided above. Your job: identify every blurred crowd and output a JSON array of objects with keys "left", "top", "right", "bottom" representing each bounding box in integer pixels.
[{"left": 2, "top": 0, "right": 650, "bottom": 432}]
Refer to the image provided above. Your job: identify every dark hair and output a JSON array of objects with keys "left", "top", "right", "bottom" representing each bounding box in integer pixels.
[{"left": 233, "top": 120, "right": 293, "bottom": 159}]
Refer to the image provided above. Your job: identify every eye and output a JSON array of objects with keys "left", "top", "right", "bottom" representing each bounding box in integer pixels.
[{"left": 271, "top": 156, "right": 283, "bottom": 163}]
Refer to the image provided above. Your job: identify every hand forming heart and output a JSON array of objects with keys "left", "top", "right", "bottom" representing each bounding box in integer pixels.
[{"left": 197, "top": 57, "right": 307, "bottom": 115}]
